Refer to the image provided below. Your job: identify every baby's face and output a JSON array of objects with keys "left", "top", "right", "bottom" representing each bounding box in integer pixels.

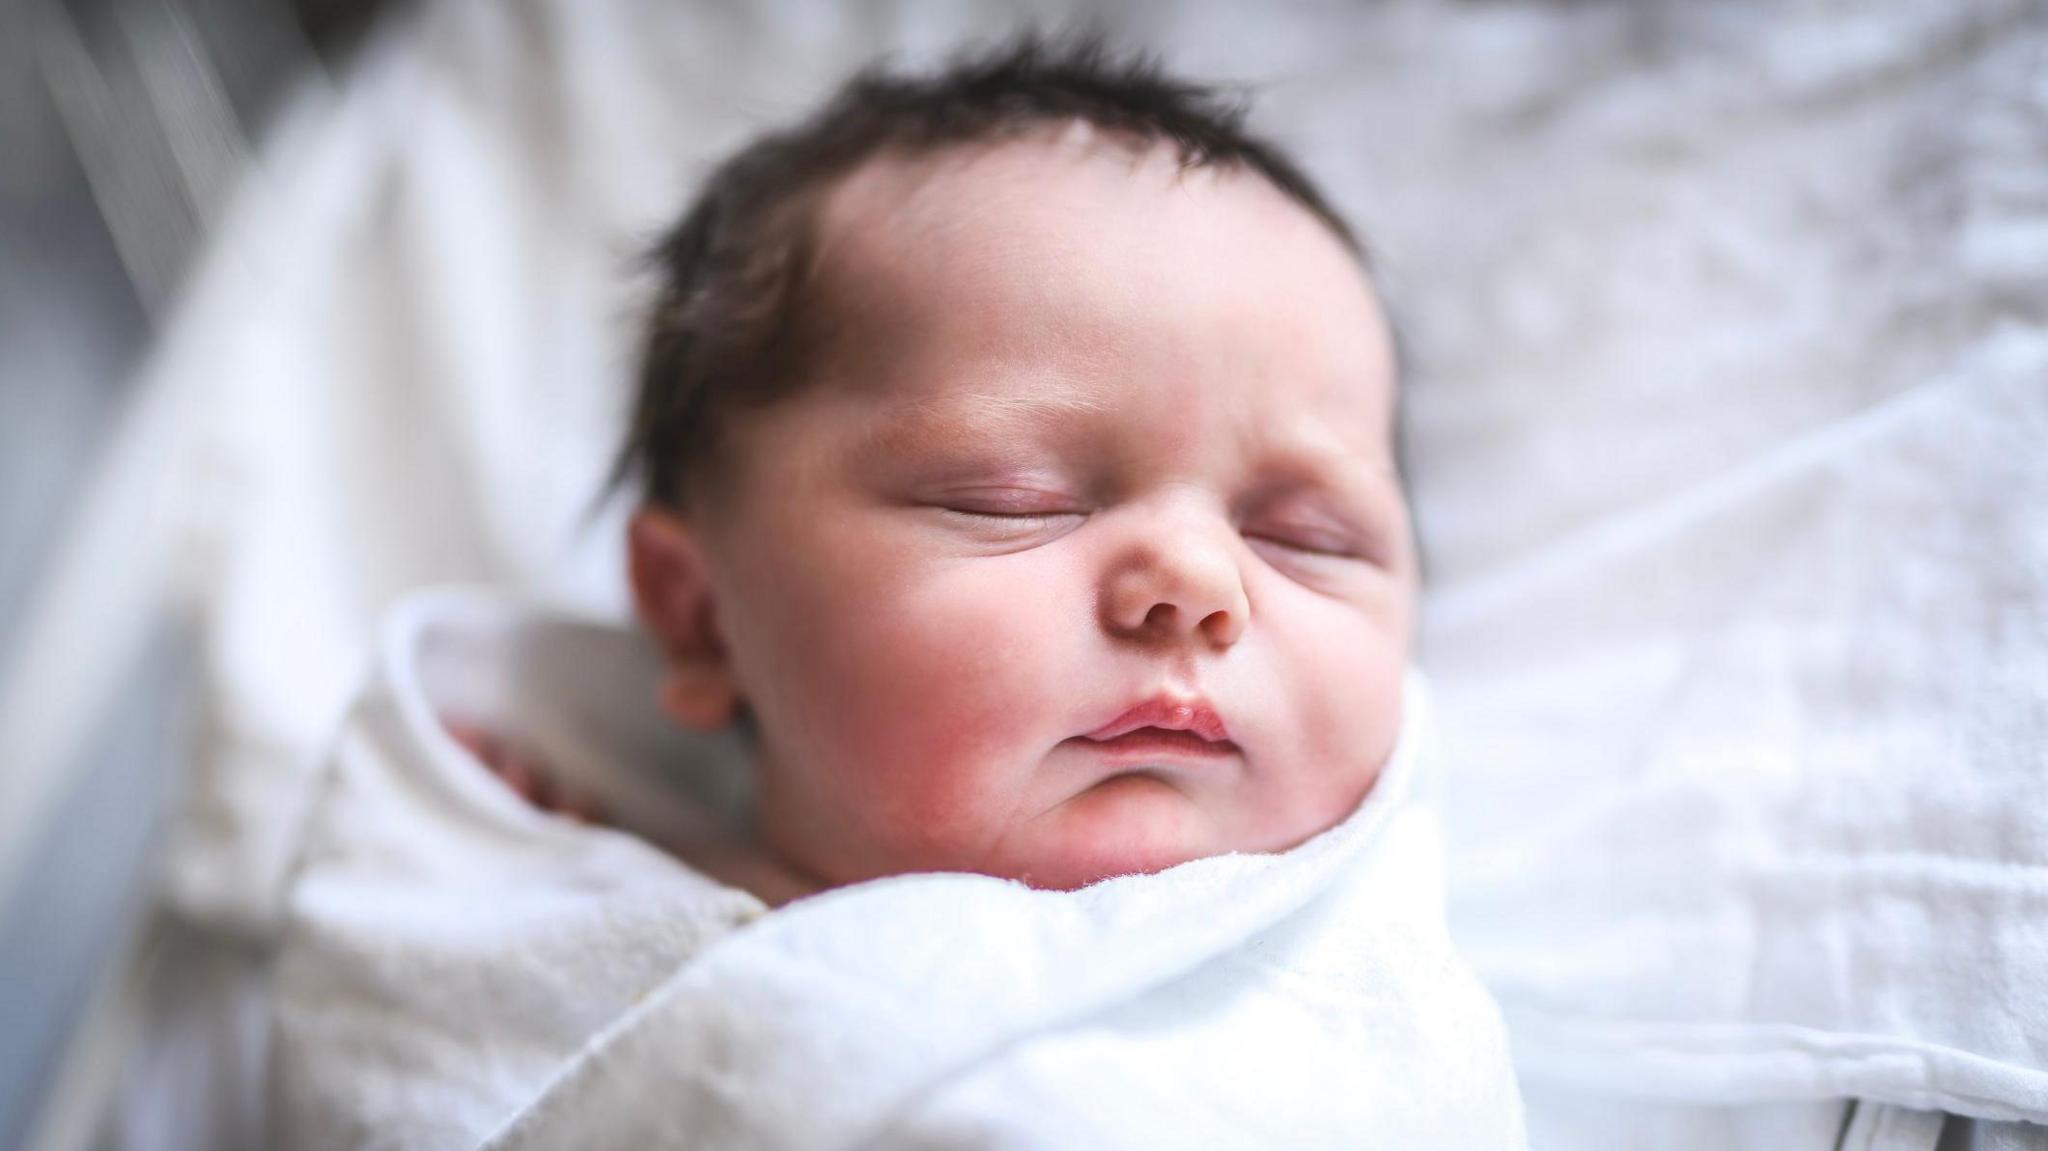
[{"left": 669, "top": 137, "right": 1413, "bottom": 891}]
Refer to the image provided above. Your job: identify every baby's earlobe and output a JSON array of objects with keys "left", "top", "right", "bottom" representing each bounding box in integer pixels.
[{"left": 659, "top": 665, "right": 740, "bottom": 731}]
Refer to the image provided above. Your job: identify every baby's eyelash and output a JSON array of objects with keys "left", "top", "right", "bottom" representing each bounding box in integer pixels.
[
  {"left": 1244, "top": 513, "right": 1402, "bottom": 569},
  {"left": 1245, "top": 528, "right": 1358, "bottom": 558},
  {"left": 928, "top": 486, "right": 1086, "bottom": 518},
  {"left": 941, "top": 507, "right": 1073, "bottom": 523}
]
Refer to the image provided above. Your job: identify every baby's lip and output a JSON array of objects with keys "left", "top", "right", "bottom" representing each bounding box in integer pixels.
[{"left": 1082, "top": 695, "right": 1233, "bottom": 745}]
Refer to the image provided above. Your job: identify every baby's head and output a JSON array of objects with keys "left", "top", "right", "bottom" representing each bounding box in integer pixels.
[{"left": 618, "top": 40, "right": 1414, "bottom": 892}]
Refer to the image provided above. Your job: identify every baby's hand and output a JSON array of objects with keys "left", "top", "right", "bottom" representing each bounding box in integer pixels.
[
  {"left": 442, "top": 719, "right": 606, "bottom": 823},
  {"left": 442, "top": 716, "right": 816, "bottom": 906}
]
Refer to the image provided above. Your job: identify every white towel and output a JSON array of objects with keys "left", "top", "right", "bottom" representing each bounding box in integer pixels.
[{"left": 269, "top": 589, "right": 1525, "bottom": 1150}]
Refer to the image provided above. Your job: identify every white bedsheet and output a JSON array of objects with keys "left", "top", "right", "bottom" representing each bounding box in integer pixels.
[
  {"left": 4, "top": 2, "right": 2042, "bottom": 1148},
  {"left": 1433, "top": 338, "right": 2048, "bottom": 1122}
]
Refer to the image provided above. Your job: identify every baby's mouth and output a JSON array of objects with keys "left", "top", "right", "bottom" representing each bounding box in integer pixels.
[
  {"left": 1082, "top": 726, "right": 1239, "bottom": 762},
  {"left": 1072, "top": 696, "right": 1239, "bottom": 765}
]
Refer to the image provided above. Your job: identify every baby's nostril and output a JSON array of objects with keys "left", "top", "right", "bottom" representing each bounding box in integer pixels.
[{"left": 1142, "top": 602, "right": 1178, "bottom": 632}]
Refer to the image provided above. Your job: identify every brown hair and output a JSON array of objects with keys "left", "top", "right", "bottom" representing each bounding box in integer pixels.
[{"left": 612, "top": 35, "right": 1368, "bottom": 509}]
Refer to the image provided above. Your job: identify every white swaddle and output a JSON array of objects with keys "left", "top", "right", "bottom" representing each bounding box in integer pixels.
[{"left": 269, "top": 589, "right": 1525, "bottom": 1150}]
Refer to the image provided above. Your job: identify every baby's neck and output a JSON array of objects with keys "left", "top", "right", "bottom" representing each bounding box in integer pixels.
[{"left": 678, "top": 836, "right": 823, "bottom": 908}]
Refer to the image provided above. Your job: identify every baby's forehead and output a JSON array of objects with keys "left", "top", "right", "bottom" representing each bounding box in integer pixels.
[
  {"left": 783, "top": 137, "right": 1397, "bottom": 477},
  {"left": 822, "top": 131, "right": 1218, "bottom": 238},
  {"left": 804, "top": 136, "right": 1389, "bottom": 393},
  {"left": 813, "top": 134, "right": 1348, "bottom": 292}
]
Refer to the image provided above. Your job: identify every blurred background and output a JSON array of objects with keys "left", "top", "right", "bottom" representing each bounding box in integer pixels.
[
  {"left": 1, "top": 3, "right": 390, "bottom": 1147},
  {"left": 2, "top": 1, "right": 2042, "bottom": 1149}
]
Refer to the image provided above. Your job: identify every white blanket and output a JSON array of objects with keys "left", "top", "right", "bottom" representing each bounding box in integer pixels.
[{"left": 269, "top": 590, "right": 1525, "bottom": 1150}]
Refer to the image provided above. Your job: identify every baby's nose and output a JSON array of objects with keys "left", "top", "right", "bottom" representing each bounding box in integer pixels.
[{"left": 1099, "top": 510, "right": 1250, "bottom": 650}]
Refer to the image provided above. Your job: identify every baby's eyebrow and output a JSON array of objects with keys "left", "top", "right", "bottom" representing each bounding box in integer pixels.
[
  {"left": 904, "top": 391, "right": 1107, "bottom": 425},
  {"left": 1259, "top": 419, "right": 1401, "bottom": 486},
  {"left": 852, "top": 389, "right": 1101, "bottom": 465}
]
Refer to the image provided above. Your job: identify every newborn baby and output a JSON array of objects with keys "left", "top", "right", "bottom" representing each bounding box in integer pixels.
[
  {"left": 271, "top": 39, "right": 1519, "bottom": 1150},
  {"left": 603, "top": 42, "right": 1411, "bottom": 902}
]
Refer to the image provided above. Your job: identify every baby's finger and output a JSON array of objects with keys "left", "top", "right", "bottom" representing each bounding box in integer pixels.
[
  {"left": 553, "top": 786, "right": 607, "bottom": 825},
  {"left": 442, "top": 718, "right": 502, "bottom": 765},
  {"left": 491, "top": 752, "right": 542, "bottom": 803}
]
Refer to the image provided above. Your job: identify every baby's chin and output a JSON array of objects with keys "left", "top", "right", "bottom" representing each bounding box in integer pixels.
[{"left": 991, "top": 772, "right": 1235, "bottom": 891}]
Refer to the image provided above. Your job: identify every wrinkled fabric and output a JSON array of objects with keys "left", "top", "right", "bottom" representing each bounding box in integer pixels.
[
  {"left": 4, "top": 2, "right": 2039, "bottom": 1148},
  {"left": 269, "top": 590, "right": 1523, "bottom": 1150}
]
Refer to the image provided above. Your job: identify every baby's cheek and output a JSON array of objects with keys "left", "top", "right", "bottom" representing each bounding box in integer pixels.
[
  {"left": 1276, "top": 604, "right": 1407, "bottom": 807},
  {"left": 826, "top": 564, "right": 1084, "bottom": 856}
]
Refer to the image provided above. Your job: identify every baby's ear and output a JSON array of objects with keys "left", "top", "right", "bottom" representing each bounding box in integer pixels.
[{"left": 627, "top": 508, "right": 740, "bottom": 731}]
